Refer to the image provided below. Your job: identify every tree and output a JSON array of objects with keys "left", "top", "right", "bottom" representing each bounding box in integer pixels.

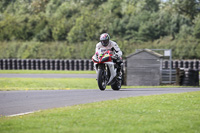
[
  {"left": 67, "top": 10, "right": 100, "bottom": 43},
  {"left": 81, "top": 0, "right": 108, "bottom": 7},
  {"left": 0, "top": 0, "right": 11, "bottom": 12},
  {"left": 193, "top": 15, "right": 200, "bottom": 38},
  {"left": 30, "top": 0, "right": 49, "bottom": 14},
  {"left": 144, "top": 0, "right": 160, "bottom": 12},
  {"left": 52, "top": 18, "right": 68, "bottom": 41},
  {"left": 173, "top": 0, "right": 200, "bottom": 20}
]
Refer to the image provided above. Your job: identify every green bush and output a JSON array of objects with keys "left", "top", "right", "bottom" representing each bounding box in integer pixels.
[
  {"left": 0, "top": 0, "right": 200, "bottom": 59},
  {"left": 0, "top": 37, "right": 200, "bottom": 59}
]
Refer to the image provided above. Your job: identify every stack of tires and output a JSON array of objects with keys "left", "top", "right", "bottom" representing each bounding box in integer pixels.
[
  {"left": 176, "top": 68, "right": 185, "bottom": 85},
  {"left": 181, "top": 69, "right": 199, "bottom": 86}
]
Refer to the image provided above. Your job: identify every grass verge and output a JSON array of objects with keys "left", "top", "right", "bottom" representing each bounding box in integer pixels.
[
  {"left": 0, "top": 70, "right": 193, "bottom": 91},
  {"left": 0, "top": 78, "right": 99, "bottom": 91},
  {"left": 0, "top": 91, "right": 200, "bottom": 133},
  {"left": 0, "top": 78, "right": 185, "bottom": 91},
  {"left": 0, "top": 70, "right": 96, "bottom": 74}
]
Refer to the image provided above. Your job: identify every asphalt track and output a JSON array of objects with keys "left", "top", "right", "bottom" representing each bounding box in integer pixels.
[{"left": 0, "top": 88, "right": 200, "bottom": 116}]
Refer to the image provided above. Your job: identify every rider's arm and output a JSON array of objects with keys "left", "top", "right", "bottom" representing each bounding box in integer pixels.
[
  {"left": 112, "top": 42, "right": 122, "bottom": 57},
  {"left": 95, "top": 42, "right": 101, "bottom": 53}
]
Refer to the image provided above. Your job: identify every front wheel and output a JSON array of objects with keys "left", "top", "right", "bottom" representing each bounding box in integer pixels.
[{"left": 97, "top": 69, "right": 107, "bottom": 91}]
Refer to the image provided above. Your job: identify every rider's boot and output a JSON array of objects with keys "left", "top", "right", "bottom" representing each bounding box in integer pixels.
[{"left": 107, "top": 64, "right": 116, "bottom": 84}]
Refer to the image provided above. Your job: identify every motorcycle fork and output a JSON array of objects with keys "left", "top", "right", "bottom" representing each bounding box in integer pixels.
[
  {"left": 106, "top": 65, "right": 111, "bottom": 82},
  {"left": 98, "top": 64, "right": 111, "bottom": 83},
  {"left": 98, "top": 64, "right": 107, "bottom": 82}
]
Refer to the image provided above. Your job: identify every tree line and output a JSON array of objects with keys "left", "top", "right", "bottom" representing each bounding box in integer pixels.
[{"left": 0, "top": 0, "right": 200, "bottom": 59}]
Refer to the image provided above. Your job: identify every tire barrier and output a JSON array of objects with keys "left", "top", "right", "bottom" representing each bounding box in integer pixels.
[
  {"left": 163, "top": 60, "right": 200, "bottom": 69},
  {"left": 0, "top": 59, "right": 198, "bottom": 86},
  {"left": 176, "top": 68, "right": 199, "bottom": 86},
  {"left": 0, "top": 59, "right": 94, "bottom": 71},
  {"left": 161, "top": 60, "right": 200, "bottom": 85},
  {"left": 1, "top": 59, "right": 199, "bottom": 71}
]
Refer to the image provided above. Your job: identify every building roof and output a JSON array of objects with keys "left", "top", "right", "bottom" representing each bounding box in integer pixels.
[{"left": 126, "top": 49, "right": 163, "bottom": 58}]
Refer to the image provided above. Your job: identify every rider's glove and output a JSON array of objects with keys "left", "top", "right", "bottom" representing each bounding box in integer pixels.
[
  {"left": 115, "top": 52, "right": 121, "bottom": 59},
  {"left": 115, "top": 52, "right": 120, "bottom": 57},
  {"left": 112, "top": 54, "right": 118, "bottom": 60}
]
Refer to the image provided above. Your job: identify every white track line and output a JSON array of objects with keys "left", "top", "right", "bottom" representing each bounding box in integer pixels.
[{"left": 7, "top": 111, "right": 40, "bottom": 117}]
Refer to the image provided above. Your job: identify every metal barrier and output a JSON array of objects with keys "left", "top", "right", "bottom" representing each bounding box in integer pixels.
[{"left": 161, "top": 69, "right": 176, "bottom": 84}]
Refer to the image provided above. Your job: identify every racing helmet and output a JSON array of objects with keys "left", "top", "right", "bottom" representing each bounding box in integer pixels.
[{"left": 100, "top": 33, "right": 110, "bottom": 46}]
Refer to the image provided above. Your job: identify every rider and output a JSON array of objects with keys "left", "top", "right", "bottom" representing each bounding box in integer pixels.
[{"left": 94, "top": 33, "right": 123, "bottom": 84}]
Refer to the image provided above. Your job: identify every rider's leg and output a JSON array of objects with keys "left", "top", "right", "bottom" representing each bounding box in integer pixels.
[{"left": 116, "top": 61, "right": 123, "bottom": 80}]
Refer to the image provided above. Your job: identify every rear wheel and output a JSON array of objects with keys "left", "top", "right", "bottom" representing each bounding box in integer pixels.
[
  {"left": 111, "top": 72, "right": 122, "bottom": 91},
  {"left": 111, "top": 79, "right": 121, "bottom": 91},
  {"left": 97, "top": 69, "right": 107, "bottom": 91}
]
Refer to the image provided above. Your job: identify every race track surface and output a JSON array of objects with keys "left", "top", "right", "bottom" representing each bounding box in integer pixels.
[{"left": 0, "top": 88, "right": 200, "bottom": 116}]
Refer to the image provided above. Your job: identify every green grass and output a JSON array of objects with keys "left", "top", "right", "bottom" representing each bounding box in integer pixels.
[
  {"left": 0, "top": 91, "right": 200, "bottom": 133},
  {"left": 0, "top": 70, "right": 96, "bottom": 74},
  {"left": 0, "top": 70, "right": 98, "bottom": 90},
  {"left": 0, "top": 78, "right": 100, "bottom": 91},
  {"left": 0, "top": 70, "right": 195, "bottom": 91},
  {"left": 0, "top": 78, "right": 185, "bottom": 91}
]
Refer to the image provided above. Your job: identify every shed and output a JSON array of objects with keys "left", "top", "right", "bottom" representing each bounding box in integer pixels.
[{"left": 126, "top": 49, "right": 163, "bottom": 86}]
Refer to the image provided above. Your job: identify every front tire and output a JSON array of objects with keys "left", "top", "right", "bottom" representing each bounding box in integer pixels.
[{"left": 97, "top": 69, "right": 106, "bottom": 91}]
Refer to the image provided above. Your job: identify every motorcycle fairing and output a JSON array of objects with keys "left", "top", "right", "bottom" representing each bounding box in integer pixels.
[
  {"left": 100, "top": 54, "right": 112, "bottom": 63},
  {"left": 92, "top": 49, "right": 113, "bottom": 63},
  {"left": 92, "top": 54, "right": 99, "bottom": 63},
  {"left": 99, "top": 51, "right": 113, "bottom": 63}
]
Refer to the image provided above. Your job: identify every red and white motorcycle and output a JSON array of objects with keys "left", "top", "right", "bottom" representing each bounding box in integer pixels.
[{"left": 92, "top": 48, "right": 123, "bottom": 91}]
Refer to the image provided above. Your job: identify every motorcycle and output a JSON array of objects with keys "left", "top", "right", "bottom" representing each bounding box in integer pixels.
[{"left": 92, "top": 48, "right": 123, "bottom": 91}]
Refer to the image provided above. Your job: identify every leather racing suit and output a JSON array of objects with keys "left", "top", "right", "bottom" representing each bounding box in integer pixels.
[
  {"left": 95, "top": 40, "right": 122, "bottom": 57},
  {"left": 94, "top": 40, "right": 122, "bottom": 84}
]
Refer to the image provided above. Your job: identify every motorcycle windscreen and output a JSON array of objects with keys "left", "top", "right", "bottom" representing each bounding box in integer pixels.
[{"left": 101, "top": 56, "right": 111, "bottom": 62}]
